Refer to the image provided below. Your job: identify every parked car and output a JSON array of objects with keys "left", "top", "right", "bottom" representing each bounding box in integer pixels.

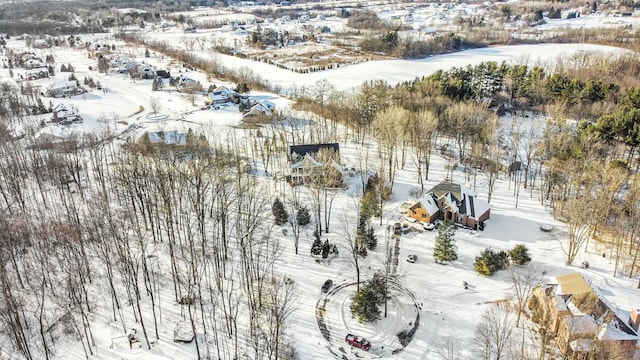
[
  {"left": 393, "top": 222, "right": 402, "bottom": 236},
  {"left": 345, "top": 334, "right": 371, "bottom": 351},
  {"left": 155, "top": 70, "right": 171, "bottom": 78},
  {"left": 407, "top": 254, "right": 418, "bottom": 263},
  {"left": 321, "top": 279, "right": 333, "bottom": 293}
]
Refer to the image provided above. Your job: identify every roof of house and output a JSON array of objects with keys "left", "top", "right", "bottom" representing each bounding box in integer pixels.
[
  {"left": 289, "top": 143, "right": 339, "bottom": 157},
  {"left": 47, "top": 81, "right": 77, "bottom": 90},
  {"left": 551, "top": 273, "right": 639, "bottom": 342},
  {"left": 291, "top": 153, "right": 323, "bottom": 169},
  {"left": 425, "top": 180, "right": 490, "bottom": 220},
  {"left": 409, "top": 194, "right": 440, "bottom": 215},
  {"left": 555, "top": 273, "right": 593, "bottom": 296}
]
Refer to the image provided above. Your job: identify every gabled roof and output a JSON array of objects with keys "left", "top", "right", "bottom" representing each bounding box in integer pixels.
[
  {"left": 551, "top": 273, "right": 639, "bottom": 342},
  {"left": 291, "top": 153, "right": 323, "bottom": 169},
  {"left": 410, "top": 193, "right": 439, "bottom": 215},
  {"left": 429, "top": 181, "right": 464, "bottom": 201},
  {"left": 47, "top": 81, "right": 77, "bottom": 90},
  {"left": 289, "top": 143, "right": 339, "bottom": 157},
  {"left": 426, "top": 180, "right": 489, "bottom": 220}
]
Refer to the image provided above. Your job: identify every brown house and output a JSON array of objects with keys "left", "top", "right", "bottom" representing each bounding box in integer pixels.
[
  {"left": 407, "top": 181, "right": 490, "bottom": 229},
  {"left": 530, "top": 273, "right": 639, "bottom": 359}
]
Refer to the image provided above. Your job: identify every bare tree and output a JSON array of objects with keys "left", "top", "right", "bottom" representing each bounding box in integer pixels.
[
  {"left": 372, "top": 105, "right": 409, "bottom": 193},
  {"left": 472, "top": 303, "right": 514, "bottom": 360},
  {"left": 434, "top": 336, "right": 462, "bottom": 360},
  {"left": 558, "top": 197, "right": 593, "bottom": 265},
  {"left": 149, "top": 97, "right": 161, "bottom": 115},
  {"left": 509, "top": 265, "right": 542, "bottom": 328}
]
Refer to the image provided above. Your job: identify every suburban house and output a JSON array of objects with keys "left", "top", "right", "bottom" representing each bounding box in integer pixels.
[
  {"left": 208, "top": 86, "right": 236, "bottom": 105},
  {"left": 289, "top": 143, "right": 342, "bottom": 186},
  {"left": 407, "top": 181, "right": 490, "bottom": 229},
  {"left": 176, "top": 75, "right": 201, "bottom": 92},
  {"left": 530, "top": 273, "right": 639, "bottom": 358},
  {"left": 45, "top": 81, "right": 82, "bottom": 98},
  {"left": 50, "top": 103, "right": 79, "bottom": 123},
  {"left": 242, "top": 100, "right": 276, "bottom": 119},
  {"left": 24, "top": 67, "right": 49, "bottom": 80}
]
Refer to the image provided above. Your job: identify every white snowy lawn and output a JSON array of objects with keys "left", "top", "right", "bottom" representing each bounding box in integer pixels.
[{"left": 1, "top": 35, "right": 637, "bottom": 359}]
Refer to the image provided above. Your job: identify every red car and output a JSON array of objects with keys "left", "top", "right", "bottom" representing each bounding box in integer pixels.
[{"left": 345, "top": 334, "right": 371, "bottom": 351}]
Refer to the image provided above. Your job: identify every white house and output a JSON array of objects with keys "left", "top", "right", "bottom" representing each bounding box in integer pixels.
[
  {"left": 50, "top": 103, "right": 78, "bottom": 122},
  {"left": 46, "top": 81, "right": 81, "bottom": 98}
]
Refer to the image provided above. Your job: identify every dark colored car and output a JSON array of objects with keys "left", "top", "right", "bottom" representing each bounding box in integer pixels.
[
  {"left": 345, "top": 334, "right": 371, "bottom": 351},
  {"left": 321, "top": 279, "right": 333, "bottom": 293},
  {"left": 155, "top": 70, "right": 171, "bottom": 79}
]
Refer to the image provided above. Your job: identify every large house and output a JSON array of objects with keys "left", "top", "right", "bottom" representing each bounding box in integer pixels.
[
  {"left": 208, "top": 86, "right": 236, "bottom": 105},
  {"left": 407, "top": 181, "right": 490, "bottom": 229},
  {"left": 45, "top": 81, "right": 82, "bottom": 98},
  {"left": 530, "top": 273, "right": 639, "bottom": 359},
  {"left": 289, "top": 143, "right": 342, "bottom": 186}
]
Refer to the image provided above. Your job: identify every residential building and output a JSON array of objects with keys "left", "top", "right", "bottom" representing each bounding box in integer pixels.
[
  {"left": 407, "top": 180, "right": 490, "bottom": 229},
  {"left": 530, "top": 273, "right": 639, "bottom": 359},
  {"left": 289, "top": 143, "right": 342, "bottom": 186}
]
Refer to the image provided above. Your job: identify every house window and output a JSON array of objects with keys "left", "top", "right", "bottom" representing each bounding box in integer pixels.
[
  {"left": 412, "top": 211, "right": 416, "bottom": 215},
  {"left": 422, "top": 214, "right": 426, "bottom": 218}
]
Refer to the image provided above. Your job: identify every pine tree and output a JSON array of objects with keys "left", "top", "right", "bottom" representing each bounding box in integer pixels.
[
  {"left": 365, "top": 226, "right": 377, "bottom": 250},
  {"left": 321, "top": 239, "right": 330, "bottom": 259},
  {"left": 60, "top": 64, "right": 67, "bottom": 72},
  {"left": 296, "top": 206, "right": 311, "bottom": 225},
  {"left": 508, "top": 244, "right": 531, "bottom": 265},
  {"left": 433, "top": 221, "right": 457, "bottom": 264},
  {"left": 350, "top": 272, "right": 388, "bottom": 323},
  {"left": 272, "top": 197, "right": 288, "bottom": 225},
  {"left": 311, "top": 229, "right": 322, "bottom": 255}
]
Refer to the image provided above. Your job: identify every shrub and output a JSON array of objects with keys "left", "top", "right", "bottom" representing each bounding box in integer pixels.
[
  {"left": 474, "top": 248, "right": 509, "bottom": 276},
  {"left": 508, "top": 244, "right": 532, "bottom": 265}
]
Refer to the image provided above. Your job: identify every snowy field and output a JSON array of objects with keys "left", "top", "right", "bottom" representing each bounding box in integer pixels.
[{"left": 0, "top": 26, "right": 638, "bottom": 360}]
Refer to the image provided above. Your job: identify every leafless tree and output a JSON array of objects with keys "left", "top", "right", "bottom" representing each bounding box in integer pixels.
[
  {"left": 509, "top": 265, "right": 543, "bottom": 328},
  {"left": 558, "top": 197, "right": 593, "bottom": 266},
  {"left": 149, "top": 97, "right": 161, "bottom": 115},
  {"left": 434, "top": 336, "right": 462, "bottom": 360},
  {"left": 472, "top": 303, "right": 515, "bottom": 360}
]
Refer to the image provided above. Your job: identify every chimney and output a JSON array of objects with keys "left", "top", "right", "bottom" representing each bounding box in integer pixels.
[{"left": 630, "top": 308, "right": 640, "bottom": 332}]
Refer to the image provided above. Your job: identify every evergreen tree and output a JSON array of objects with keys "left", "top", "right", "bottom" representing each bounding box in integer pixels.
[
  {"left": 296, "top": 206, "right": 311, "bottom": 225},
  {"left": 321, "top": 239, "right": 330, "bottom": 259},
  {"left": 60, "top": 64, "right": 67, "bottom": 72},
  {"left": 311, "top": 236, "right": 323, "bottom": 256},
  {"left": 271, "top": 197, "right": 288, "bottom": 225},
  {"left": 365, "top": 226, "right": 377, "bottom": 250},
  {"left": 350, "top": 272, "right": 389, "bottom": 323},
  {"left": 145, "top": 48, "right": 150, "bottom": 57},
  {"left": 508, "top": 244, "right": 531, "bottom": 265},
  {"left": 47, "top": 65, "right": 55, "bottom": 76},
  {"left": 67, "top": 63, "right": 74, "bottom": 72},
  {"left": 433, "top": 221, "right": 457, "bottom": 264},
  {"left": 474, "top": 248, "right": 509, "bottom": 276}
]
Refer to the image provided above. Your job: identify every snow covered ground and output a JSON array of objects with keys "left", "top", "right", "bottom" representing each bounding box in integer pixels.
[{"left": 1, "top": 32, "right": 638, "bottom": 360}]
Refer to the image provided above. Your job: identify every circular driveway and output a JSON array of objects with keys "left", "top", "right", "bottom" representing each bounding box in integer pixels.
[{"left": 315, "top": 280, "right": 421, "bottom": 359}]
